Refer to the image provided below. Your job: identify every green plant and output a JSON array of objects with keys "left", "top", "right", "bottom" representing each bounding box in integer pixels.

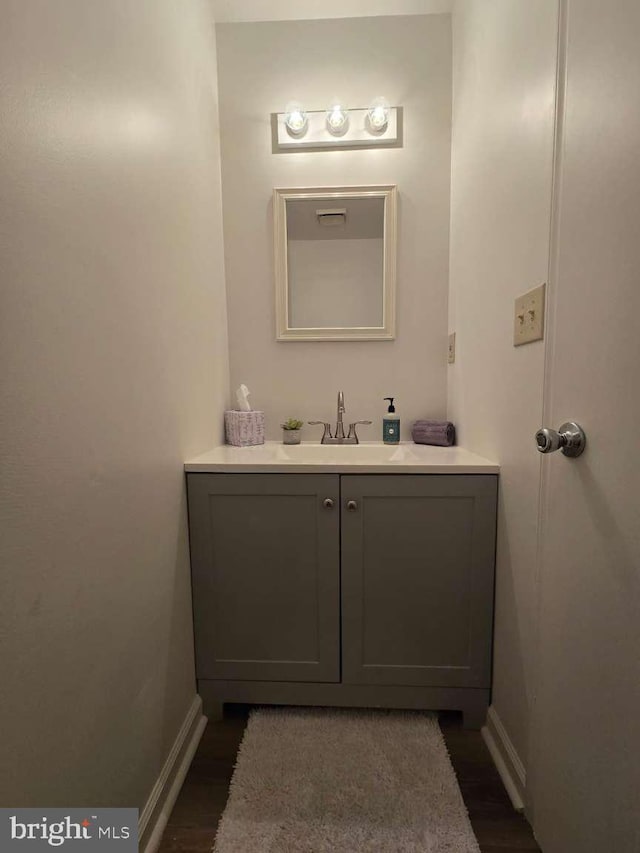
[{"left": 281, "top": 418, "right": 304, "bottom": 430}]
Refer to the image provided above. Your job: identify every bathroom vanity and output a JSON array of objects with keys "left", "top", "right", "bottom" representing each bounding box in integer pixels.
[{"left": 185, "top": 443, "right": 498, "bottom": 729}]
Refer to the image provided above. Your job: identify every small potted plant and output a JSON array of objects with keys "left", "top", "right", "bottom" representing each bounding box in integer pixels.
[{"left": 281, "top": 418, "right": 304, "bottom": 445}]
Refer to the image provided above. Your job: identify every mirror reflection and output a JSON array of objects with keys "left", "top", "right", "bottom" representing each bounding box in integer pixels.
[
  {"left": 286, "top": 196, "right": 385, "bottom": 330},
  {"left": 273, "top": 185, "right": 397, "bottom": 341}
]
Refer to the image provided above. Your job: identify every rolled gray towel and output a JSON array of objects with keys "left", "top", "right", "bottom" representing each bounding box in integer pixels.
[{"left": 412, "top": 420, "right": 456, "bottom": 447}]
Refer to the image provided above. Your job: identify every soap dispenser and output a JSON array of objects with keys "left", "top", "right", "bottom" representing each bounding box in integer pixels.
[{"left": 383, "top": 397, "right": 400, "bottom": 444}]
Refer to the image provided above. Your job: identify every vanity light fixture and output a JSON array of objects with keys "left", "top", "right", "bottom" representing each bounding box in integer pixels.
[
  {"left": 367, "top": 97, "right": 390, "bottom": 131},
  {"left": 284, "top": 101, "right": 308, "bottom": 136},
  {"left": 326, "top": 103, "right": 349, "bottom": 135},
  {"left": 273, "top": 104, "right": 401, "bottom": 151}
]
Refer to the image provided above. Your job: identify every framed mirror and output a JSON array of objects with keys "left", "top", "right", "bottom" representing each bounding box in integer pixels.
[{"left": 273, "top": 185, "right": 397, "bottom": 341}]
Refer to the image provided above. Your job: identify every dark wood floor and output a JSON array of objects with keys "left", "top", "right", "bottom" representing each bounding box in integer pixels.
[{"left": 158, "top": 705, "right": 541, "bottom": 853}]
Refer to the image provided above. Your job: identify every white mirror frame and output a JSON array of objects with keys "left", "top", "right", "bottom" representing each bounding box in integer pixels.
[{"left": 273, "top": 184, "right": 397, "bottom": 341}]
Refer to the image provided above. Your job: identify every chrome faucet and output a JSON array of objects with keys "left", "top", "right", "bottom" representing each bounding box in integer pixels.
[
  {"left": 309, "top": 391, "right": 372, "bottom": 445},
  {"left": 335, "top": 390, "right": 346, "bottom": 440}
]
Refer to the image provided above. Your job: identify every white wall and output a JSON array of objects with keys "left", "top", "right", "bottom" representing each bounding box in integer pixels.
[
  {"left": 216, "top": 15, "right": 451, "bottom": 439},
  {"left": 448, "top": 0, "right": 558, "bottom": 789},
  {"left": 0, "top": 0, "right": 228, "bottom": 811},
  {"left": 212, "top": 0, "right": 453, "bottom": 23},
  {"left": 288, "top": 238, "right": 383, "bottom": 329}
]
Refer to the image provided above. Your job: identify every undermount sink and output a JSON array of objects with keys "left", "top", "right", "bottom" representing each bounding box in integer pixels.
[{"left": 185, "top": 441, "right": 499, "bottom": 474}]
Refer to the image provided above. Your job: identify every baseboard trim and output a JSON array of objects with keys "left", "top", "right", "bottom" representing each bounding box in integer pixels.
[
  {"left": 481, "top": 705, "right": 526, "bottom": 812},
  {"left": 139, "top": 694, "right": 207, "bottom": 853}
]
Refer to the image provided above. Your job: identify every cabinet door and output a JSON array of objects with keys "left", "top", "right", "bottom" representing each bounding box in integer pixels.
[
  {"left": 187, "top": 473, "right": 340, "bottom": 682},
  {"left": 341, "top": 475, "right": 497, "bottom": 688}
]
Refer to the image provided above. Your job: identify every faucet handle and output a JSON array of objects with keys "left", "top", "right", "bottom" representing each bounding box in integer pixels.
[
  {"left": 347, "top": 421, "right": 372, "bottom": 443},
  {"left": 308, "top": 421, "right": 332, "bottom": 442}
]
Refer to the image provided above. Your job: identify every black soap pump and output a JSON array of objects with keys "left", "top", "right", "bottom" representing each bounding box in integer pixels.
[{"left": 383, "top": 397, "right": 400, "bottom": 445}]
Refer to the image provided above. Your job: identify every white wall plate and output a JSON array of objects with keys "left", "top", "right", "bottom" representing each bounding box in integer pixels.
[
  {"left": 513, "top": 283, "right": 546, "bottom": 346},
  {"left": 273, "top": 107, "right": 402, "bottom": 152},
  {"left": 448, "top": 332, "right": 456, "bottom": 363}
]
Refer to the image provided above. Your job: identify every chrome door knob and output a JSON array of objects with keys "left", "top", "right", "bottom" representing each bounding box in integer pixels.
[
  {"left": 323, "top": 498, "right": 334, "bottom": 509},
  {"left": 346, "top": 500, "right": 358, "bottom": 511},
  {"left": 535, "top": 422, "right": 586, "bottom": 457}
]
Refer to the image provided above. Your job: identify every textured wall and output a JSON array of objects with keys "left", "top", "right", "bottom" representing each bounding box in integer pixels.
[
  {"left": 0, "top": 0, "right": 228, "bottom": 809},
  {"left": 216, "top": 15, "right": 451, "bottom": 439}
]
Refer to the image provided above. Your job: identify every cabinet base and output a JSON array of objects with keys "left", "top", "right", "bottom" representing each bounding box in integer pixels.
[{"left": 199, "top": 680, "right": 489, "bottom": 730}]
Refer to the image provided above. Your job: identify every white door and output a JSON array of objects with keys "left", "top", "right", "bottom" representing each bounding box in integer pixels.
[{"left": 530, "top": 2, "right": 640, "bottom": 851}]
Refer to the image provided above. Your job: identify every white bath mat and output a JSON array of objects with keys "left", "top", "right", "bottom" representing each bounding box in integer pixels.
[{"left": 213, "top": 706, "right": 480, "bottom": 853}]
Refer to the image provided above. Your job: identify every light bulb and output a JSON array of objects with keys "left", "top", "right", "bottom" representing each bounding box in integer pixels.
[
  {"left": 367, "top": 97, "right": 390, "bottom": 132},
  {"left": 326, "top": 103, "right": 349, "bottom": 135},
  {"left": 284, "top": 102, "right": 308, "bottom": 136}
]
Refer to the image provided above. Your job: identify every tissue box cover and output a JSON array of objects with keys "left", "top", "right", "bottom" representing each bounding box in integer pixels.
[{"left": 225, "top": 410, "right": 265, "bottom": 446}]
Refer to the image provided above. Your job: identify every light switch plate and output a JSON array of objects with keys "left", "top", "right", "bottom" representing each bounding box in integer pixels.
[
  {"left": 448, "top": 332, "right": 456, "bottom": 364},
  {"left": 514, "top": 283, "right": 546, "bottom": 346}
]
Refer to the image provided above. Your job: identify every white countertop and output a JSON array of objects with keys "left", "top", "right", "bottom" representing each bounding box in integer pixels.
[{"left": 184, "top": 442, "right": 499, "bottom": 474}]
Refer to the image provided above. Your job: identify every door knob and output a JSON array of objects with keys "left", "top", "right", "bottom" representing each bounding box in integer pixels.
[
  {"left": 535, "top": 422, "right": 586, "bottom": 458},
  {"left": 346, "top": 500, "right": 358, "bottom": 511},
  {"left": 323, "top": 498, "right": 334, "bottom": 509}
]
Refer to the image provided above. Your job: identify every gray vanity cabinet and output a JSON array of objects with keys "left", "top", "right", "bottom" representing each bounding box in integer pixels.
[
  {"left": 187, "top": 471, "right": 497, "bottom": 727},
  {"left": 341, "top": 475, "right": 497, "bottom": 689},
  {"left": 187, "top": 474, "right": 340, "bottom": 683}
]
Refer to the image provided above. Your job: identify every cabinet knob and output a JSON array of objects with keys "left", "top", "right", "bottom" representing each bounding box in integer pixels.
[
  {"left": 346, "top": 500, "right": 358, "bottom": 511},
  {"left": 323, "top": 498, "right": 334, "bottom": 509}
]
